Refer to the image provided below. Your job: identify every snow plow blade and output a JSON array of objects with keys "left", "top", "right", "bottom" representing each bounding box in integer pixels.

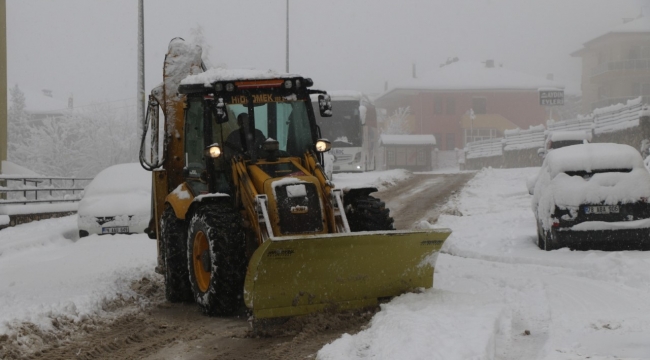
[{"left": 243, "top": 229, "right": 451, "bottom": 319}]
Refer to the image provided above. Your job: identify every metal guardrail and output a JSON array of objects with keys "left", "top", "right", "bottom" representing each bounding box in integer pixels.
[{"left": 0, "top": 176, "right": 93, "bottom": 205}]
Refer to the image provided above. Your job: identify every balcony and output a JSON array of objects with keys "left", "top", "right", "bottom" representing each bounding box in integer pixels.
[
  {"left": 591, "top": 59, "right": 650, "bottom": 78},
  {"left": 591, "top": 96, "right": 649, "bottom": 111}
]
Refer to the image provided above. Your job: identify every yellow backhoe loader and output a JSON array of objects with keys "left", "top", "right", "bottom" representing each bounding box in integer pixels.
[{"left": 139, "top": 38, "right": 451, "bottom": 319}]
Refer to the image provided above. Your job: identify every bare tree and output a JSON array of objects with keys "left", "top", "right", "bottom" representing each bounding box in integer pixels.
[{"left": 384, "top": 106, "right": 412, "bottom": 135}]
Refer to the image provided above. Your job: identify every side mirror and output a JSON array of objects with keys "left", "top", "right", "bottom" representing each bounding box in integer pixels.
[
  {"left": 537, "top": 148, "right": 545, "bottom": 158},
  {"left": 318, "top": 94, "right": 332, "bottom": 117},
  {"left": 211, "top": 98, "right": 229, "bottom": 124}
]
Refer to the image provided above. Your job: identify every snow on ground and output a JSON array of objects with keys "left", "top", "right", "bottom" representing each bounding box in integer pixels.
[
  {"left": 2, "top": 167, "right": 650, "bottom": 359},
  {"left": 0, "top": 216, "right": 156, "bottom": 335},
  {"left": 331, "top": 169, "right": 411, "bottom": 191},
  {"left": 319, "top": 167, "right": 650, "bottom": 360}
]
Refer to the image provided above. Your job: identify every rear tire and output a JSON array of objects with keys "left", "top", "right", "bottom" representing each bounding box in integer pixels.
[
  {"left": 187, "top": 203, "right": 246, "bottom": 316},
  {"left": 536, "top": 222, "right": 545, "bottom": 250},
  {"left": 161, "top": 206, "right": 193, "bottom": 302},
  {"left": 345, "top": 195, "right": 395, "bottom": 231}
]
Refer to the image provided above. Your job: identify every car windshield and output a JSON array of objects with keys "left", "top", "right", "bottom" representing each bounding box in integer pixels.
[
  {"left": 211, "top": 99, "right": 313, "bottom": 158},
  {"left": 564, "top": 168, "right": 633, "bottom": 180},
  {"left": 550, "top": 140, "right": 584, "bottom": 149}
]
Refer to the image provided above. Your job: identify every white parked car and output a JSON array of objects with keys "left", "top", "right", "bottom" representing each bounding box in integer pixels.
[
  {"left": 78, "top": 163, "right": 151, "bottom": 237},
  {"left": 529, "top": 143, "right": 650, "bottom": 251}
]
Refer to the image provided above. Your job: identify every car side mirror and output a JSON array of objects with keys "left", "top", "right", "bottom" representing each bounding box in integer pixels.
[
  {"left": 211, "top": 98, "right": 229, "bottom": 124},
  {"left": 318, "top": 94, "right": 332, "bottom": 117}
]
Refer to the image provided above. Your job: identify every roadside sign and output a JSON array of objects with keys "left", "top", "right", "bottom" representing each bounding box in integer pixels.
[{"left": 539, "top": 90, "right": 564, "bottom": 106}]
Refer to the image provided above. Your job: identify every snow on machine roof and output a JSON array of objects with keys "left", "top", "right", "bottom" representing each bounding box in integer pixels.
[{"left": 181, "top": 68, "right": 303, "bottom": 88}]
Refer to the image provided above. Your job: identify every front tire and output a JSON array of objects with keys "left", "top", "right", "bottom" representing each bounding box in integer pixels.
[
  {"left": 161, "top": 206, "right": 193, "bottom": 302},
  {"left": 345, "top": 195, "right": 395, "bottom": 231},
  {"left": 187, "top": 203, "right": 246, "bottom": 316}
]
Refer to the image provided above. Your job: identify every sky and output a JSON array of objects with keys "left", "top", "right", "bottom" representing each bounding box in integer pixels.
[
  {"left": 4, "top": 166, "right": 650, "bottom": 358},
  {"left": 6, "top": 0, "right": 648, "bottom": 110}
]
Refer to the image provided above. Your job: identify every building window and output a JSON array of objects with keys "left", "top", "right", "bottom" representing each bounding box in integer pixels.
[
  {"left": 446, "top": 98, "right": 455, "bottom": 115},
  {"left": 472, "top": 97, "right": 487, "bottom": 114},
  {"left": 387, "top": 149, "right": 396, "bottom": 165},
  {"left": 465, "top": 128, "right": 498, "bottom": 145},
  {"left": 396, "top": 148, "right": 407, "bottom": 165},
  {"left": 416, "top": 148, "right": 426, "bottom": 165},
  {"left": 446, "top": 133, "right": 456, "bottom": 151},
  {"left": 434, "top": 97, "right": 444, "bottom": 115}
]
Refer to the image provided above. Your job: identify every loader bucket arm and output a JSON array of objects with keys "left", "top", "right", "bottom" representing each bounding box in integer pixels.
[{"left": 243, "top": 228, "right": 451, "bottom": 319}]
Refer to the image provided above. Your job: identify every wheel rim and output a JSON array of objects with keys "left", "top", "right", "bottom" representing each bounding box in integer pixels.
[{"left": 193, "top": 231, "right": 211, "bottom": 293}]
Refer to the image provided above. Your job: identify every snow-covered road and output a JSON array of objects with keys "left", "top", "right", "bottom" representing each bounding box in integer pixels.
[
  {"left": 2, "top": 167, "right": 650, "bottom": 359},
  {"left": 319, "top": 168, "right": 650, "bottom": 360}
]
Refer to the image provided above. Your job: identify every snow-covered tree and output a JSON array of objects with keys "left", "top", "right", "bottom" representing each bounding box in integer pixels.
[
  {"left": 384, "top": 106, "right": 412, "bottom": 135},
  {"left": 7, "top": 95, "right": 138, "bottom": 177},
  {"left": 7, "top": 84, "right": 33, "bottom": 166}
]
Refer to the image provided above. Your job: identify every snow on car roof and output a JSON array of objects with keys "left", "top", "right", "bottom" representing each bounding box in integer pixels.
[
  {"left": 180, "top": 68, "right": 302, "bottom": 87},
  {"left": 545, "top": 143, "right": 644, "bottom": 177},
  {"left": 549, "top": 130, "right": 592, "bottom": 142},
  {"left": 79, "top": 163, "right": 151, "bottom": 217}
]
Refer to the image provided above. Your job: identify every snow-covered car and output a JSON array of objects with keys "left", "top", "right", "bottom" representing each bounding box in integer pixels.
[
  {"left": 538, "top": 130, "right": 591, "bottom": 158},
  {"left": 77, "top": 163, "right": 151, "bottom": 237},
  {"left": 529, "top": 143, "right": 650, "bottom": 251}
]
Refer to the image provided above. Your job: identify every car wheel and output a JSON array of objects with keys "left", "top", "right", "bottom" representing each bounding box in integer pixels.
[
  {"left": 187, "top": 203, "right": 246, "bottom": 316},
  {"left": 536, "top": 222, "right": 545, "bottom": 250},
  {"left": 161, "top": 206, "right": 193, "bottom": 302},
  {"left": 542, "top": 229, "right": 560, "bottom": 251},
  {"left": 79, "top": 230, "right": 89, "bottom": 238},
  {"left": 345, "top": 195, "right": 395, "bottom": 231}
]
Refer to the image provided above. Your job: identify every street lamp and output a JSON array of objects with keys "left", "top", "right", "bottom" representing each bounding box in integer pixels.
[
  {"left": 468, "top": 108, "right": 475, "bottom": 145},
  {"left": 285, "top": 0, "right": 289, "bottom": 72}
]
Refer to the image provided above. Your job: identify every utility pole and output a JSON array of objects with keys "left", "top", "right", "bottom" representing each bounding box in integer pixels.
[
  {"left": 137, "top": 0, "right": 145, "bottom": 140},
  {"left": 0, "top": 0, "right": 6, "bottom": 177},
  {"left": 285, "top": 0, "right": 289, "bottom": 73}
]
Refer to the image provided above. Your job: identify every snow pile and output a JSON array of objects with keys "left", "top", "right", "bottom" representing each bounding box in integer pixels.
[{"left": 0, "top": 216, "right": 156, "bottom": 335}]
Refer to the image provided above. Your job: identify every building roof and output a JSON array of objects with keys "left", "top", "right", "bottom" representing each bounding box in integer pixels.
[
  {"left": 376, "top": 61, "right": 563, "bottom": 104},
  {"left": 571, "top": 16, "right": 650, "bottom": 56},
  {"left": 380, "top": 134, "right": 436, "bottom": 146}
]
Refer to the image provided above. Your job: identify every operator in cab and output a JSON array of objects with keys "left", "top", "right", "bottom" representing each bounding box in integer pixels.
[{"left": 224, "top": 113, "right": 266, "bottom": 158}]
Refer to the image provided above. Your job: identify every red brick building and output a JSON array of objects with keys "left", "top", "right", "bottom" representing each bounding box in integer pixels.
[{"left": 374, "top": 60, "right": 563, "bottom": 150}]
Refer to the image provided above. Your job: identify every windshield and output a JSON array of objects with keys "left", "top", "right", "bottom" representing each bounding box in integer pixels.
[
  {"left": 315, "top": 100, "right": 362, "bottom": 147},
  {"left": 212, "top": 98, "right": 313, "bottom": 158},
  {"left": 550, "top": 140, "right": 584, "bottom": 149}
]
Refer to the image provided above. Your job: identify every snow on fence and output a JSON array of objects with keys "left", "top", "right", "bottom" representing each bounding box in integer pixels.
[
  {"left": 462, "top": 98, "right": 650, "bottom": 170},
  {"left": 593, "top": 97, "right": 648, "bottom": 135},
  {"left": 502, "top": 125, "right": 546, "bottom": 151},
  {"left": 546, "top": 115, "right": 594, "bottom": 133},
  {"left": 465, "top": 138, "right": 503, "bottom": 159},
  {"left": 0, "top": 176, "right": 93, "bottom": 229},
  {"left": 0, "top": 176, "right": 92, "bottom": 205}
]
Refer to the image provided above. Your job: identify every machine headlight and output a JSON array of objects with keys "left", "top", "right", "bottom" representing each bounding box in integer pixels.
[
  {"left": 284, "top": 80, "right": 293, "bottom": 89},
  {"left": 315, "top": 139, "right": 331, "bottom": 152},
  {"left": 225, "top": 83, "right": 235, "bottom": 92},
  {"left": 295, "top": 79, "right": 301, "bottom": 88},
  {"left": 205, "top": 144, "right": 222, "bottom": 158},
  {"left": 214, "top": 83, "right": 224, "bottom": 92}
]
